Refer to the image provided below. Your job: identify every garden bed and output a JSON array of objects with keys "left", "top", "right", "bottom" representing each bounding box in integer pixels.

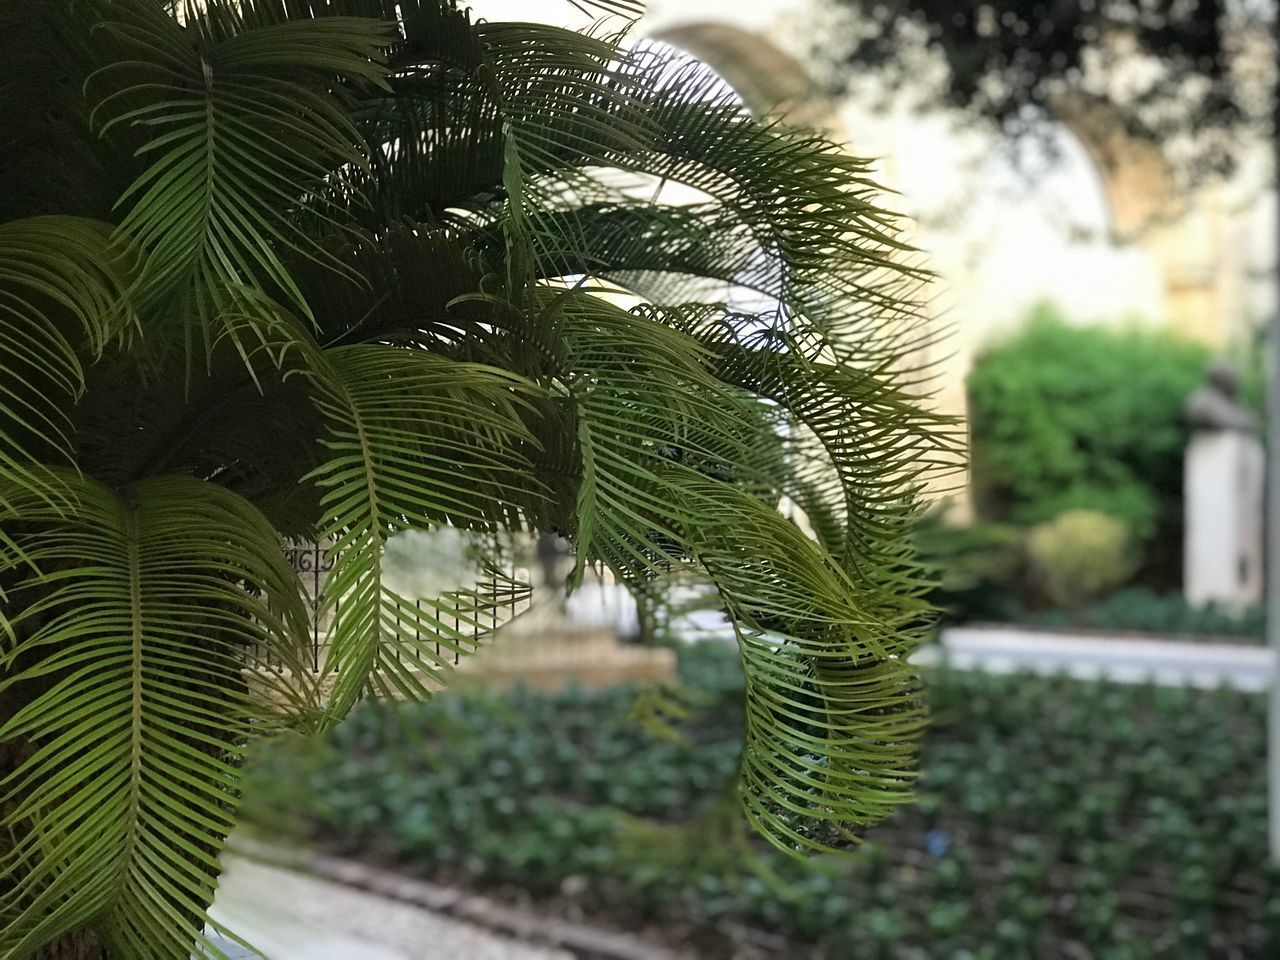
[{"left": 242, "top": 644, "right": 1278, "bottom": 959}]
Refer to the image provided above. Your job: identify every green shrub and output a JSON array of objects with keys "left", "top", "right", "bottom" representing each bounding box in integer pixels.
[
  {"left": 915, "top": 512, "right": 1024, "bottom": 593},
  {"left": 913, "top": 509, "right": 1025, "bottom": 622},
  {"left": 1026, "top": 509, "right": 1140, "bottom": 608},
  {"left": 967, "top": 303, "right": 1210, "bottom": 549},
  {"left": 242, "top": 644, "right": 1275, "bottom": 958}
]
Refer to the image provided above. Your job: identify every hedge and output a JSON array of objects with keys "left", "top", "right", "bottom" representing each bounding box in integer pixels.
[
  {"left": 242, "top": 644, "right": 1277, "bottom": 958},
  {"left": 966, "top": 303, "right": 1210, "bottom": 578},
  {"left": 1026, "top": 587, "right": 1265, "bottom": 642}
]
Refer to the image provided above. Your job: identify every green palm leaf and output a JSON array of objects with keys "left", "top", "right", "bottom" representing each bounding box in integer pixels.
[
  {"left": 93, "top": 2, "right": 390, "bottom": 322},
  {"left": 0, "top": 217, "right": 134, "bottom": 511},
  {"left": 682, "top": 478, "right": 926, "bottom": 850},
  {"left": 307, "top": 345, "right": 545, "bottom": 714},
  {"left": 0, "top": 472, "right": 312, "bottom": 958},
  {"left": 553, "top": 289, "right": 932, "bottom": 850}
]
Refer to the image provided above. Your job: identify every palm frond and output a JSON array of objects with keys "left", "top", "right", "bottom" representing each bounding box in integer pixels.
[
  {"left": 550, "top": 288, "right": 935, "bottom": 851},
  {"left": 560, "top": 0, "right": 645, "bottom": 17},
  {"left": 683, "top": 477, "right": 926, "bottom": 848},
  {"left": 554, "top": 290, "right": 768, "bottom": 576},
  {"left": 0, "top": 472, "right": 312, "bottom": 958},
  {"left": 0, "top": 217, "right": 135, "bottom": 511},
  {"left": 313, "top": 5, "right": 656, "bottom": 244},
  {"left": 92, "top": 2, "right": 390, "bottom": 323},
  {"left": 1, "top": 4, "right": 959, "bottom": 953},
  {"left": 663, "top": 307, "right": 962, "bottom": 564},
  {"left": 306, "top": 345, "right": 546, "bottom": 714},
  {"left": 434, "top": 41, "right": 934, "bottom": 370}
]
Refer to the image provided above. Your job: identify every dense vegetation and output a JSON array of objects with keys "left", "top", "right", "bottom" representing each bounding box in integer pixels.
[
  {"left": 243, "top": 644, "right": 1277, "bottom": 958},
  {"left": 965, "top": 305, "right": 1211, "bottom": 592},
  {"left": 1025, "top": 588, "right": 1265, "bottom": 643}
]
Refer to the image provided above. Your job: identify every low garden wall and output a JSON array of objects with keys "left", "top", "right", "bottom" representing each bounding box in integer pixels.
[{"left": 930, "top": 624, "right": 1274, "bottom": 691}]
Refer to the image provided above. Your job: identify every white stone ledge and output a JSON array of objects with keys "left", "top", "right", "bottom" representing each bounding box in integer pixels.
[{"left": 915, "top": 624, "right": 1276, "bottom": 692}]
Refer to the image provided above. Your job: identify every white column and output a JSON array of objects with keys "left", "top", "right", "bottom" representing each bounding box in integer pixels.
[{"left": 1185, "top": 430, "right": 1264, "bottom": 610}]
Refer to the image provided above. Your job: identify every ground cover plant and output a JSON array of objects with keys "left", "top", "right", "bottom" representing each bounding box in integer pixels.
[{"left": 244, "top": 644, "right": 1279, "bottom": 959}]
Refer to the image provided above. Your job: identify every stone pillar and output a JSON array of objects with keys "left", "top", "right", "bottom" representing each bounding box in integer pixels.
[
  {"left": 1183, "top": 361, "right": 1264, "bottom": 611},
  {"left": 285, "top": 540, "right": 332, "bottom": 671},
  {"left": 1184, "top": 429, "right": 1264, "bottom": 610}
]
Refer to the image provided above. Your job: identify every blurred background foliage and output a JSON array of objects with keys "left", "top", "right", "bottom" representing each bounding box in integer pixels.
[
  {"left": 914, "top": 300, "right": 1266, "bottom": 635},
  {"left": 967, "top": 302, "right": 1209, "bottom": 549},
  {"left": 821, "top": 0, "right": 1270, "bottom": 187},
  {"left": 1025, "top": 509, "right": 1141, "bottom": 610}
]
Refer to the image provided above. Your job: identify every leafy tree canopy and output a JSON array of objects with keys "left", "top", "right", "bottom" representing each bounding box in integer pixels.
[{"left": 822, "top": 0, "right": 1272, "bottom": 185}]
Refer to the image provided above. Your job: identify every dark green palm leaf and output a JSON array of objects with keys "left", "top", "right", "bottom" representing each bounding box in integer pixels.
[
  {"left": 0, "top": 217, "right": 135, "bottom": 511},
  {"left": 552, "top": 290, "right": 931, "bottom": 850},
  {"left": 93, "top": 2, "right": 390, "bottom": 325}
]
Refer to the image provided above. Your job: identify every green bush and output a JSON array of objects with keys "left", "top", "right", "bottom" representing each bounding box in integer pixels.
[
  {"left": 1026, "top": 509, "right": 1140, "bottom": 608},
  {"left": 967, "top": 303, "right": 1210, "bottom": 550},
  {"left": 243, "top": 644, "right": 1276, "bottom": 958},
  {"left": 913, "top": 509, "right": 1025, "bottom": 623}
]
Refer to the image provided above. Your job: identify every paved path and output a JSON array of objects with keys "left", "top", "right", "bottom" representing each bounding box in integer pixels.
[
  {"left": 925, "top": 625, "right": 1275, "bottom": 691},
  {"left": 208, "top": 856, "right": 572, "bottom": 960}
]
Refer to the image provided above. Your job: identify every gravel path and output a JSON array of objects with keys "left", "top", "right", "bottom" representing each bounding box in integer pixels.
[{"left": 209, "top": 855, "right": 573, "bottom": 960}]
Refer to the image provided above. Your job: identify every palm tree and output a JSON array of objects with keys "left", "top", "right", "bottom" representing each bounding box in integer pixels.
[{"left": 0, "top": 1, "right": 956, "bottom": 957}]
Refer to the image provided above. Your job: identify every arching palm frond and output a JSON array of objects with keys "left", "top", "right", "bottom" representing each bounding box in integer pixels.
[
  {"left": 306, "top": 345, "right": 546, "bottom": 714},
  {"left": 543, "top": 290, "right": 932, "bottom": 852},
  {"left": 666, "top": 308, "right": 959, "bottom": 562},
  {"left": 0, "top": 473, "right": 312, "bottom": 959},
  {"left": 0, "top": 217, "right": 135, "bottom": 512},
  {"left": 1, "top": 1, "right": 957, "bottom": 956},
  {"left": 684, "top": 476, "right": 927, "bottom": 848},
  {"left": 93, "top": 1, "right": 390, "bottom": 323}
]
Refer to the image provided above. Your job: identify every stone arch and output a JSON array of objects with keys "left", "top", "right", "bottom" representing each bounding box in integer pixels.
[
  {"left": 649, "top": 21, "right": 837, "bottom": 131},
  {"left": 1052, "top": 98, "right": 1184, "bottom": 240},
  {"left": 1053, "top": 97, "right": 1230, "bottom": 344}
]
